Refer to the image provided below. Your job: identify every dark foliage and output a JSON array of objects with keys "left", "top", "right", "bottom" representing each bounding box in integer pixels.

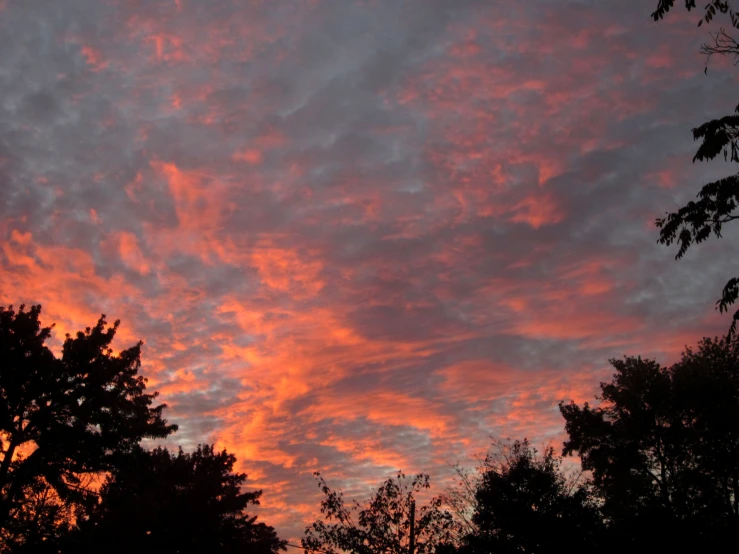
[
  {"left": 655, "top": 104, "right": 739, "bottom": 331},
  {"left": 469, "top": 440, "right": 601, "bottom": 554},
  {"left": 560, "top": 336, "right": 739, "bottom": 551},
  {"left": 651, "top": 1, "right": 739, "bottom": 333},
  {"left": 69, "top": 444, "right": 285, "bottom": 554},
  {"left": 652, "top": 0, "right": 739, "bottom": 28},
  {"left": 450, "top": 440, "right": 602, "bottom": 554},
  {"left": 0, "top": 304, "right": 176, "bottom": 549},
  {"left": 302, "top": 471, "right": 460, "bottom": 554}
]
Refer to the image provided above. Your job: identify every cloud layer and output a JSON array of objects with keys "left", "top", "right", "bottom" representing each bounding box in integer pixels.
[{"left": 2, "top": 0, "right": 738, "bottom": 539}]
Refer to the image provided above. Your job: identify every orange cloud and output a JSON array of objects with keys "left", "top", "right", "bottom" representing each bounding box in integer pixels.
[
  {"left": 509, "top": 192, "right": 565, "bottom": 229},
  {"left": 117, "top": 232, "right": 150, "bottom": 275}
]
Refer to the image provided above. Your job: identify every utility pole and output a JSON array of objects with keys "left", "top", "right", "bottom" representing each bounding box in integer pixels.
[{"left": 409, "top": 500, "right": 416, "bottom": 554}]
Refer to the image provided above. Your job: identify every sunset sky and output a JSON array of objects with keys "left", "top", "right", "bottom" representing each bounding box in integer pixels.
[{"left": 2, "top": 0, "right": 738, "bottom": 540}]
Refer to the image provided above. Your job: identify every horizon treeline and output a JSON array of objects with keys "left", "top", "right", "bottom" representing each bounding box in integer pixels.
[{"left": 2, "top": 303, "right": 738, "bottom": 553}]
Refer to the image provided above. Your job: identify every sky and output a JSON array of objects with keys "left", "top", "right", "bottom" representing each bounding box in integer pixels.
[{"left": 2, "top": 0, "right": 739, "bottom": 541}]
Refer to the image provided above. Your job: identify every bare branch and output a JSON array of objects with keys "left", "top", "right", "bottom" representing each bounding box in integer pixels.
[{"left": 702, "top": 28, "right": 739, "bottom": 69}]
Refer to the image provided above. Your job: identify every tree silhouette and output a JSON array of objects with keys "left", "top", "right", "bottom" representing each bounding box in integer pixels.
[
  {"left": 655, "top": 106, "right": 739, "bottom": 332},
  {"left": 453, "top": 440, "right": 602, "bottom": 554},
  {"left": 0, "top": 304, "right": 176, "bottom": 548},
  {"left": 652, "top": 1, "right": 739, "bottom": 28},
  {"left": 69, "top": 444, "right": 285, "bottom": 554},
  {"left": 0, "top": 474, "right": 76, "bottom": 552},
  {"left": 302, "top": 471, "right": 460, "bottom": 554},
  {"left": 651, "top": 1, "right": 739, "bottom": 332},
  {"left": 560, "top": 336, "right": 739, "bottom": 550}
]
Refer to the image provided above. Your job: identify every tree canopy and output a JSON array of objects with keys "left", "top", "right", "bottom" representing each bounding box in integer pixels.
[
  {"left": 70, "top": 444, "right": 286, "bottom": 554},
  {"left": 560, "top": 336, "right": 739, "bottom": 550},
  {"left": 460, "top": 440, "right": 602, "bottom": 554},
  {"left": 444, "top": 336, "right": 739, "bottom": 554},
  {"left": 302, "top": 471, "right": 460, "bottom": 554},
  {"left": 0, "top": 304, "right": 285, "bottom": 554},
  {"left": 0, "top": 304, "right": 177, "bottom": 548}
]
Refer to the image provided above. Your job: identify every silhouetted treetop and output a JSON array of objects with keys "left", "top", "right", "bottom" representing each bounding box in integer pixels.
[
  {"left": 560, "top": 336, "right": 739, "bottom": 550},
  {"left": 71, "top": 444, "right": 285, "bottom": 554},
  {"left": 0, "top": 304, "right": 176, "bottom": 549},
  {"left": 450, "top": 440, "right": 602, "bottom": 554},
  {"left": 303, "top": 471, "right": 460, "bottom": 554}
]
